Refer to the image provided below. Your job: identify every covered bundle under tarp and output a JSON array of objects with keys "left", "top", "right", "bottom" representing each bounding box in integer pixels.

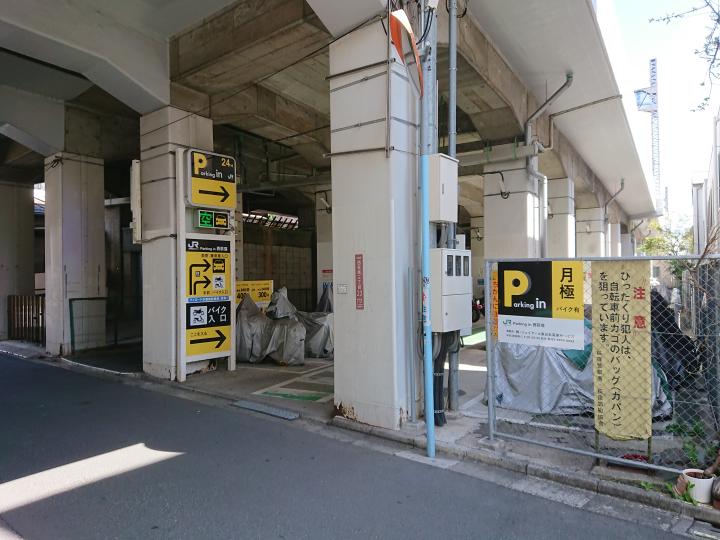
[
  {"left": 267, "top": 287, "right": 334, "bottom": 358},
  {"left": 487, "top": 319, "right": 672, "bottom": 417},
  {"left": 235, "top": 294, "right": 306, "bottom": 365},
  {"left": 316, "top": 286, "right": 333, "bottom": 313}
]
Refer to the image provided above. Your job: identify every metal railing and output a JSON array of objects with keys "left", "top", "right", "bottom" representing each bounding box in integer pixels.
[
  {"left": 7, "top": 294, "right": 45, "bottom": 344},
  {"left": 484, "top": 255, "right": 720, "bottom": 474}
]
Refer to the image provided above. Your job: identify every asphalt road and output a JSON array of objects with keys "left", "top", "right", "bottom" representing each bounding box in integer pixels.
[{"left": 0, "top": 354, "right": 681, "bottom": 540}]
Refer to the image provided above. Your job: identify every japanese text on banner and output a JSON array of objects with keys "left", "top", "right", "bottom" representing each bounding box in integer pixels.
[{"left": 591, "top": 260, "right": 652, "bottom": 441}]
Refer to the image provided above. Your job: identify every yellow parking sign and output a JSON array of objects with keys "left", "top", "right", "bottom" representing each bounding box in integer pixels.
[
  {"left": 236, "top": 280, "right": 274, "bottom": 308},
  {"left": 187, "top": 150, "right": 236, "bottom": 210}
]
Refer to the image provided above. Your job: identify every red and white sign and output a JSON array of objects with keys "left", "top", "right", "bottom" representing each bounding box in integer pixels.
[{"left": 355, "top": 254, "right": 364, "bottom": 310}]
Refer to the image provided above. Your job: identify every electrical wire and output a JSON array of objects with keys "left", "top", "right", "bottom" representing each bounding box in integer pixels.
[{"left": 416, "top": 9, "right": 434, "bottom": 45}]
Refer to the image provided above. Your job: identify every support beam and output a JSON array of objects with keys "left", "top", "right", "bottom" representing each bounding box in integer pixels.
[
  {"left": 0, "top": 1, "right": 169, "bottom": 113},
  {"left": 483, "top": 159, "right": 539, "bottom": 258},
  {"left": 0, "top": 182, "right": 34, "bottom": 340},
  {"left": 211, "top": 85, "right": 329, "bottom": 151},
  {"left": 547, "top": 178, "right": 575, "bottom": 257},
  {"left": 171, "top": 0, "right": 330, "bottom": 94},
  {"left": 329, "top": 21, "right": 415, "bottom": 430},
  {"left": 576, "top": 207, "right": 606, "bottom": 257},
  {"left": 45, "top": 153, "right": 106, "bottom": 355},
  {"left": 139, "top": 106, "right": 213, "bottom": 379}
]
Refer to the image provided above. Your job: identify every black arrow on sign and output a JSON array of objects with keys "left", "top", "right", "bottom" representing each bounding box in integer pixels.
[
  {"left": 190, "top": 329, "right": 227, "bottom": 349},
  {"left": 188, "top": 260, "right": 211, "bottom": 293},
  {"left": 192, "top": 275, "right": 211, "bottom": 295},
  {"left": 199, "top": 184, "right": 230, "bottom": 203}
]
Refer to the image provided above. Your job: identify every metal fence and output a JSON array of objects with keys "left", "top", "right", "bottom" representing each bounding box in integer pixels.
[
  {"left": 68, "top": 296, "right": 142, "bottom": 354},
  {"left": 484, "top": 256, "right": 720, "bottom": 474},
  {"left": 7, "top": 294, "right": 45, "bottom": 344}
]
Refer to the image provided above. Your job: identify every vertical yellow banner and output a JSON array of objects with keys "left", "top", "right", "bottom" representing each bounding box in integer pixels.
[
  {"left": 551, "top": 261, "right": 584, "bottom": 320},
  {"left": 591, "top": 260, "right": 652, "bottom": 440}
]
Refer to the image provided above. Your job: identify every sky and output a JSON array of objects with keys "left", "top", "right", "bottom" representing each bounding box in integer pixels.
[{"left": 601, "top": 0, "right": 719, "bottom": 230}]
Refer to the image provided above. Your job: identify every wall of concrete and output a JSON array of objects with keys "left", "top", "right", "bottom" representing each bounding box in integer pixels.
[
  {"left": 243, "top": 226, "right": 314, "bottom": 311},
  {"left": 0, "top": 183, "right": 34, "bottom": 340}
]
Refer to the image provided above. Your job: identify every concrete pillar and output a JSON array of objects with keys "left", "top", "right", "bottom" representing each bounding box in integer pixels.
[
  {"left": 0, "top": 183, "right": 34, "bottom": 340},
  {"left": 316, "top": 191, "right": 333, "bottom": 301},
  {"left": 139, "top": 106, "right": 213, "bottom": 379},
  {"left": 470, "top": 216, "right": 484, "bottom": 297},
  {"left": 329, "top": 21, "right": 416, "bottom": 430},
  {"left": 45, "top": 153, "right": 106, "bottom": 355},
  {"left": 608, "top": 221, "right": 621, "bottom": 257},
  {"left": 484, "top": 161, "right": 539, "bottom": 258},
  {"left": 621, "top": 233, "right": 634, "bottom": 257},
  {"left": 547, "top": 178, "right": 575, "bottom": 257},
  {"left": 575, "top": 208, "right": 606, "bottom": 257}
]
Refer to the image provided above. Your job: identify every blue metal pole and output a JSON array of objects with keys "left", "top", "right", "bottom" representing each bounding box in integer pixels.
[{"left": 421, "top": 153, "right": 435, "bottom": 458}]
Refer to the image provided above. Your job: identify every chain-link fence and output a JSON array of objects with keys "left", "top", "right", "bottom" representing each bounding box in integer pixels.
[{"left": 484, "top": 256, "right": 720, "bottom": 474}]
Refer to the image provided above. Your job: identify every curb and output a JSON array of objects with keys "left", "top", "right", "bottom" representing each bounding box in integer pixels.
[
  {"left": 330, "top": 416, "right": 720, "bottom": 527},
  {"left": 57, "top": 356, "right": 143, "bottom": 378}
]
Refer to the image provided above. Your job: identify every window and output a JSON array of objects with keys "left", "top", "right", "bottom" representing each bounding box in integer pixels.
[
  {"left": 455, "top": 255, "right": 462, "bottom": 276},
  {"left": 463, "top": 256, "right": 470, "bottom": 276},
  {"left": 446, "top": 255, "right": 453, "bottom": 276}
]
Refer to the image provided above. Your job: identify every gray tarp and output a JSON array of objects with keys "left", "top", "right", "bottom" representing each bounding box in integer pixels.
[
  {"left": 267, "top": 288, "right": 334, "bottom": 358},
  {"left": 236, "top": 295, "right": 306, "bottom": 365},
  {"left": 488, "top": 321, "right": 672, "bottom": 417}
]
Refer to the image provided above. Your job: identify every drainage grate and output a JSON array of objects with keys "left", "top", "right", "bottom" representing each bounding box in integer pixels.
[{"left": 231, "top": 399, "right": 300, "bottom": 420}]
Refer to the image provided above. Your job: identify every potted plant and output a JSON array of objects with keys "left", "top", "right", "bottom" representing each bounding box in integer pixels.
[{"left": 682, "top": 469, "right": 715, "bottom": 504}]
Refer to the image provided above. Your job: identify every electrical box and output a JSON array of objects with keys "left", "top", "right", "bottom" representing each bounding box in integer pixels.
[
  {"left": 430, "top": 248, "right": 472, "bottom": 332},
  {"left": 429, "top": 153, "right": 458, "bottom": 223}
]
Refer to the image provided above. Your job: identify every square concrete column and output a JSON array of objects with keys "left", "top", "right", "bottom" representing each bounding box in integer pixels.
[
  {"left": 0, "top": 182, "right": 34, "bottom": 340},
  {"left": 484, "top": 160, "right": 539, "bottom": 259},
  {"left": 329, "top": 21, "right": 416, "bottom": 430},
  {"left": 576, "top": 207, "right": 606, "bottom": 257},
  {"left": 45, "top": 153, "right": 106, "bottom": 355},
  {"left": 608, "top": 221, "right": 622, "bottom": 257},
  {"left": 470, "top": 216, "right": 484, "bottom": 297},
  {"left": 140, "top": 106, "right": 213, "bottom": 379},
  {"left": 621, "top": 233, "right": 634, "bottom": 256},
  {"left": 315, "top": 191, "right": 333, "bottom": 302},
  {"left": 547, "top": 178, "right": 575, "bottom": 257}
]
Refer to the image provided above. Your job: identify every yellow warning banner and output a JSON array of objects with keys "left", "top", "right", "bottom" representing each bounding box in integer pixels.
[
  {"left": 592, "top": 260, "right": 652, "bottom": 440},
  {"left": 236, "top": 280, "right": 273, "bottom": 308}
]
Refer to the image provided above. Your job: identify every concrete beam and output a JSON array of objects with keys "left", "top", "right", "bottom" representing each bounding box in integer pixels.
[
  {"left": 0, "top": 1, "right": 169, "bottom": 113},
  {"left": 171, "top": 0, "right": 330, "bottom": 94},
  {"left": 0, "top": 86, "right": 64, "bottom": 155},
  {"left": 211, "top": 85, "right": 330, "bottom": 151}
]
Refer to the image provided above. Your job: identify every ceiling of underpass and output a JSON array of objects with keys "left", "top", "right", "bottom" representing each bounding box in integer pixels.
[{"left": 169, "top": 0, "right": 526, "bottom": 221}]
